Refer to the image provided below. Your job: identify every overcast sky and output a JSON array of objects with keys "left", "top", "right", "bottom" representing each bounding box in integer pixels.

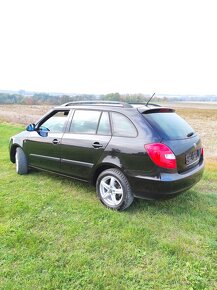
[{"left": 0, "top": 0, "right": 216, "bottom": 95}]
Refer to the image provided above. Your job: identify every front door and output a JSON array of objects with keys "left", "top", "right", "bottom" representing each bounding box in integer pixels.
[{"left": 24, "top": 110, "right": 70, "bottom": 172}]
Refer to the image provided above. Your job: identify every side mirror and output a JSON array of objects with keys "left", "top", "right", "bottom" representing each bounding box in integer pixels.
[
  {"left": 38, "top": 126, "right": 50, "bottom": 137},
  {"left": 26, "top": 123, "right": 35, "bottom": 131}
]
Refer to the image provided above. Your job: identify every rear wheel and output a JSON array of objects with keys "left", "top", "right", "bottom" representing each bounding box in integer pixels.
[
  {"left": 15, "top": 147, "right": 28, "bottom": 175},
  {"left": 96, "top": 168, "right": 134, "bottom": 210}
]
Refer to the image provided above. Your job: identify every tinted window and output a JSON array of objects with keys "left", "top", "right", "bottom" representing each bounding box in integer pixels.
[
  {"left": 144, "top": 112, "right": 195, "bottom": 140},
  {"left": 111, "top": 112, "right": 137, "bottom": 137},
  {"left": 97, "top": 112, "right": 111, "bottom": 135},
  {"left": 40, "top": 111, "right": 69, "bottom": 133},
  {"left": 70, "top": 110, "right": 101, "bottom": 134}
]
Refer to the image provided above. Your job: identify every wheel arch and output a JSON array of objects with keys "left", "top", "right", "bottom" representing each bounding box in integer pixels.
[
  {"left": 10, "top": 144, "right": 21, "bottom": 163},
  {"left": 91, "top": 163, "right": 122, "bottom": 186}
]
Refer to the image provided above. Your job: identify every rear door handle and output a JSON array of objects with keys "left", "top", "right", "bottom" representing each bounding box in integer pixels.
[
  {"left": 52, "top": 139, "right": 60, "bottom": 145},
  {"left": 92, "top": 142, "right": 103, "bottom": 149}
]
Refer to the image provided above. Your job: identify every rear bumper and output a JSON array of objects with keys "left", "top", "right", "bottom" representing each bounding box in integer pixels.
[{"left": 127, "top": 160, "right": 204, "bottom": 200}]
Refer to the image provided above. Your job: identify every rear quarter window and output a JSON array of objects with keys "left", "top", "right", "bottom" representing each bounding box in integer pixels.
[
  {"left": 111, "top": 112, "right": 137, "bottom": 137},
  {"left": 144, "top": 112, "right": 195, "bottom": 140}
]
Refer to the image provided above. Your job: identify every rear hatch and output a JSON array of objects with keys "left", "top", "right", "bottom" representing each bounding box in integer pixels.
[{"left": 141, "top": 108, "right": 203, "bottom": 173}]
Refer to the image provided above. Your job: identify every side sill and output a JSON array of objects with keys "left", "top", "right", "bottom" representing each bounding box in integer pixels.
[{"left": 28, "top": 165, "right": 89, "bottom": 183}]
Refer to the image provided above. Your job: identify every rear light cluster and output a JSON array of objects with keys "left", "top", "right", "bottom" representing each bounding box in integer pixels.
[{"left": 145, "top": 143, "right": 177, "bottom": 169}]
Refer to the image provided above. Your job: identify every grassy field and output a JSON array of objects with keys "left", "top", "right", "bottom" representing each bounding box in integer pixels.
[{"left": 0, "top": 111, "right": 217, "bottom": 288}]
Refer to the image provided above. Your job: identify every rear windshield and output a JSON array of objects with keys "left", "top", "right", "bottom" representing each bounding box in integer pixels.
[{"left": 144, "top": 112, "right": 195, "bottom": 140}]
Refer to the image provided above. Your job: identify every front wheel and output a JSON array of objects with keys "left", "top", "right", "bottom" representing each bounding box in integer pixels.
[
  {"left": 15, "top": 147, "right": 28, "bottom": 175},
  {"left": 96, "top": 168, "right": 134, "bottom": 211}
]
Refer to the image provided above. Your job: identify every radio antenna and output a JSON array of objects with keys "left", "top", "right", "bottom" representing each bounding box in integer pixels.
[{"left": 146, "top": 92, "right": 156, "bottom": 106}]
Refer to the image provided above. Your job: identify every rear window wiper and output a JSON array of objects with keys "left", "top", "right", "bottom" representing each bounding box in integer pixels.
[{"left": 187, "top": 132, "right": 194, "bottom": 137}]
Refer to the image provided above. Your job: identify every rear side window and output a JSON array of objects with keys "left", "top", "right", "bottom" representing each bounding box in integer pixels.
[
  {"left": 144, "top": 112, "right": 195, "bottom": 140},
  {"left": 97, "top": 112, "right": 111, "bottom": 135},
  {"left": 70, "top": 110, "right": 101, "bottom": 134},
  {"left": 111, "top": 112, "right": 137, "bottom": 137}
]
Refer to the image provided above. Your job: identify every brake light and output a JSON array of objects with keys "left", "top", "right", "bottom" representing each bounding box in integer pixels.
[
  {"left": 201, "top": 147, "right": 204, "bottom": 156},
  {"left": 145, "top": 143, "right": 177, "bottom": 169}
]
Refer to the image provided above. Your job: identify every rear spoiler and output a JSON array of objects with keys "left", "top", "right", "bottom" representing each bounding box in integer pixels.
[{"left": 138, "top": 107, "right": 175, "bottom": 114}]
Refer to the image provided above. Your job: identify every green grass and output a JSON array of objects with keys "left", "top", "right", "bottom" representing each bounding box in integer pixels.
[{"left": 0, "top": 123, "right": 217, "bottom": 289}]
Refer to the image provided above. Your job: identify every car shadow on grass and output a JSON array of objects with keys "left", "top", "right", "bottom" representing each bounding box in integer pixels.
[
  {"left": 29, "top": 169, "right": 96, "bottom": 196},
  {"left": 28, "top": 169, "right": 214, "bottom": 217},
  {"left": 128, "top": 189, "right": 216, "bottom": 217}
]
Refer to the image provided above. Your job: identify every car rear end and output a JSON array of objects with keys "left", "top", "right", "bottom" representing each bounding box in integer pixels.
[{"left": 129, "top": 107, "right": 204, "bottom": 199}]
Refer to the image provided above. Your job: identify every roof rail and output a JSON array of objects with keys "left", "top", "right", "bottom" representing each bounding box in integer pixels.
[{"left": 61, "top": 101, "right": 133, "bottom": 108}]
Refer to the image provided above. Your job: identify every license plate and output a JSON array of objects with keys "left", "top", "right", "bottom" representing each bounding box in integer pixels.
[{"left": 185, "top": 150, "right": 199, "bottom": 165}]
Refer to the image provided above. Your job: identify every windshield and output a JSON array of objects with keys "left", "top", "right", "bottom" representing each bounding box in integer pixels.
[{"left": 144, "top": 112, "right": 195, "bottom": 140}]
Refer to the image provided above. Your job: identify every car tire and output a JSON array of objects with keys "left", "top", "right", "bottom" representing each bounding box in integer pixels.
[
  {"left": 96, "top": 168, "right": 134, "bottom": 210},
  {"left": 15, "top": 147, "right": 28, "bottom": 175}
]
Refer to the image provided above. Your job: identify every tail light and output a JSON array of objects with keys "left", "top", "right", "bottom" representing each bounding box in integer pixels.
[
  {"left": 145, "top": 143, "right": 177, "bottom": 169},
  {"left": 201, "top": 147, "right": 204, "bottom": 157}
]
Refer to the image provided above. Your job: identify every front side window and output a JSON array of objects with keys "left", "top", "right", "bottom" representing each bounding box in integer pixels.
[
  {"left": 70, "top": 110, "right": 101, "bottom": 134},
  {"left": 39, "top": 110, "right": 69, "bottom": 133},
  {"left": 111, "top": 112, "right": 137, "bottom": 137}
]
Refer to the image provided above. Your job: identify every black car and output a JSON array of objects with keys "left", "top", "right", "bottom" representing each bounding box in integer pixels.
[{"left": 9, "top": 101, "right": 204, "bottom": 210}]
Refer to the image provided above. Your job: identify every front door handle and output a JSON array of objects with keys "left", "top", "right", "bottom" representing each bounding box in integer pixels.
[
  {"left": 52, "top": 139, "right": 60, "bottom": 145},
  {"left": 92, "top": 142, "right": 103, "bottom": 149}
]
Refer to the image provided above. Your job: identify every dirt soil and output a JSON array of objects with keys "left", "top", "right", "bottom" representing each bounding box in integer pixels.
[
  {"left": 173, "top": 107, "right": 217, "bottom": 162},
  {"left": 0, "top": 105, "right": 52, "bottom": 125},
  {"left": 0, "top": 103, "right": 216, "bottom": 161}
]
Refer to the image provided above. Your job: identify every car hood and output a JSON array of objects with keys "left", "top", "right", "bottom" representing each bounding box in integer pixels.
[{"left": 10, "top": 130, "right": 30, "bottom": 146}]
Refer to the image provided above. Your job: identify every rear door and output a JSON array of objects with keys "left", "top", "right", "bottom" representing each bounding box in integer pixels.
[{"left": 60, "top": 109, "right": 112, "bottom": 180}]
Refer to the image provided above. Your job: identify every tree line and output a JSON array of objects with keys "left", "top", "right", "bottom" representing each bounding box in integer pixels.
[
  {"left": 0, "top": 92, "right": 168, "bottom": 105},
  {"left": 0, "top": 93, "right": 97, "bottom": 105},
  {"left": 1, "top": 91, "right": 217, "bottom": 105}
]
